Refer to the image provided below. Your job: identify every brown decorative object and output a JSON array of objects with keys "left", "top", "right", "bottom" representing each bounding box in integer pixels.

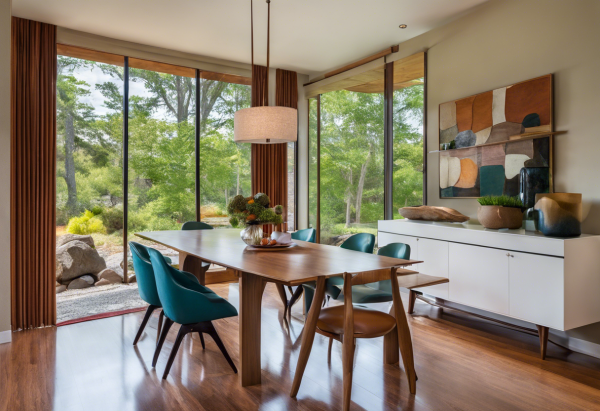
[
  {"left": 477, "top": 206, "right": 523, "bottom": 229},
  {"left": 399, "top": 206, "right": 470, "bottom": 222},
  {"left": 10, "top": 17, "right": 57, "bottom": 330},
  {"left": 532, "top": 193, "right": 582, "bottom": 237}
]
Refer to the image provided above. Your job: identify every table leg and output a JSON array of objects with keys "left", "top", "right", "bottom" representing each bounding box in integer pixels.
[
  {"left": 239, "top": 271, "right": 265, "bottom": 387},
  {"left": 390, "top": 268, "right": 417, "bottom": 394},
  {"left": 180, "top": 252, "right": 209, "bottom": 285},
  {"left": 290, "top": 276, "right": 326, "bottom": 397}
]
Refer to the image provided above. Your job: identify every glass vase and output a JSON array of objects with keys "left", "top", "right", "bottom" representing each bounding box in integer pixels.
[{"left": 240, "top": 224, "right": 263, "bottom": 246}]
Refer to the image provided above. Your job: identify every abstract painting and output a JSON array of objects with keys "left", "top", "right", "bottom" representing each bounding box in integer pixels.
[{"left": 439, "top": 75, "right": 553, "bottom": 198}]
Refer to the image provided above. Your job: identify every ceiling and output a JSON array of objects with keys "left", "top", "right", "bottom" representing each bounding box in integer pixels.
[{"left": 12, "top": 0, "right": 488, "bottom": 76}]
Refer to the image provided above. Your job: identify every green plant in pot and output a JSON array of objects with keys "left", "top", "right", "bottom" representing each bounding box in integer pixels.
[
  {"left": 227, "top": 193, "right": 283, "bottom": 245},
  {"left": 477, "top": 195, "right": 524, "bottom": 229}
]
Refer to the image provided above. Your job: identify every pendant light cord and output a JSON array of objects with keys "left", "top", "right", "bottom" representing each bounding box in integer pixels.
[{"left": 266, "top": 0, "right": 270, "bottom": 105}]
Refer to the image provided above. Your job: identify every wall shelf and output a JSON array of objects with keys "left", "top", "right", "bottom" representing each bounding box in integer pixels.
[{"left": 429, "top": 131, "right": 567, "bottom": 154}]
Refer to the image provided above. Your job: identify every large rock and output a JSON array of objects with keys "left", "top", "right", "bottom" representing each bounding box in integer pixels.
[
  {"left": 56, "top": 240, "right": 106, "bottom": 282},
  {"left": 56, "top": 285, "right": 67, "bottom": 294},
  {"left": 67, "top": 275, "right": 95, "bottom": 290},
  {"left": 95, "top": 279, "right": 111, "bottom": 287},
  {"left": 56, "top": 234, "right": 95, "bottom": 249},
  {"left": 104, "top": 253, "right": 124, "bottom": 275},
  {"left": 97, "top": 268, "right": 123, "bottom": 284}
]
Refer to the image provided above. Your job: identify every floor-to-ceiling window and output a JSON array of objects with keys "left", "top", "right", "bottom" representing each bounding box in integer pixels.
[
  {"left": 198, "top": 73, "right": 251, "bottom": 227},
  {"left": 319, "top": 85, "right": 385, "bottom": 245},
  {"left": 55, "top": 46, "right": 261, "bottom": 322},
  {"left": 308, "top": 52, "right": 425, "bottom": 246}
]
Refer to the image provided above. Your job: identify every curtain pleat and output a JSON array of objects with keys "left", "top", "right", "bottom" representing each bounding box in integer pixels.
[
  {"left": 11, "top": 17, "right": 57, "bottom": 330},
  {"left": 250, "top": 67, "right": 297, "bottom": 234}
]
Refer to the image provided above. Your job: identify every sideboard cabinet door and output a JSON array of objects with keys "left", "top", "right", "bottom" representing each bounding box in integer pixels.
[
  {"left": 509, "top": 252, "right": 564, "bottom": 330},
  {"left": 449, "top": 243, "right": 510, "bottom": 315},
  {"left": 415, "top": 238, "right": 449, "bottom": 299}
]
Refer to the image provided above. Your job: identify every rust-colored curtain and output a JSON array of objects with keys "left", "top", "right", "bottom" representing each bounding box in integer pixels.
[
  {"left": 251, "top": 67, "right": 297, "bottom": 233},
  {"left": 11, "top": 17, "right": 57, "bottom": 330}
]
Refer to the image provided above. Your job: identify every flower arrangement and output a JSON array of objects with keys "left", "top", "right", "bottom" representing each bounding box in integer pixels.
[{"left": 227, "top": 193, "right": 283, "bottom": 228}]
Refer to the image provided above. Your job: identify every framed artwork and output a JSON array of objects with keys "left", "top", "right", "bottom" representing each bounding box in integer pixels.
[{"left": 438, "top": 74, "right": 553, "bottom": 198}]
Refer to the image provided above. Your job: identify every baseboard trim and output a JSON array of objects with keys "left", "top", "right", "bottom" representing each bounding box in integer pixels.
[{"left": 0, "top": 329, "right": 12, "bottom": 344}]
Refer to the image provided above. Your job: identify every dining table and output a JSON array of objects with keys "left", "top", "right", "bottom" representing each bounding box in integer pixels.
[{"left": 135, "top": 228, "right": 421, "bottom": 391}]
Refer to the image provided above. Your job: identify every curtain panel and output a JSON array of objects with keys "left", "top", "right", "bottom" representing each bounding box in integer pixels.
[
  {"left": 250, "top": 67, "right": 297, "bottom": 233},
  {"left": 11, "top": 17, "right": 57, "bottom": 330}
]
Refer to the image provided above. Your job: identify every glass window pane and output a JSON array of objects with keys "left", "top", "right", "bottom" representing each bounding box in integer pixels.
[
  {"left": 198, "top": 77, "right": 251, "bottom": 228},
  {"left": 56, "top": 55, "right": 124, "bottom": 319},
  {"left": 392, "top": 58, "right": 425, "bottom": 218},
  {"left": 319, "top": 83, "right": 384, "bottom": 246},
  {"left": 127, "top": 66, "right": 196, "bottom": 264},
  {"left": 308, "top": 98, "right": 319, "bottom": 233}
]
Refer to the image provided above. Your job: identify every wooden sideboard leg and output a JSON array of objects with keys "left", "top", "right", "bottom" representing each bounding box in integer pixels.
[
  {"left": 536, "top": 325, "right": 549, "bottom": 360},
  {"left": 408, "top": 290, "right": 417, "bottom": 314}
]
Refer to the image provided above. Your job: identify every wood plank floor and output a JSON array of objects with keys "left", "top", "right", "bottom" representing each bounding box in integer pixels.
[{"left": 2, "top": 282, "right": 600, "bottom": 411}]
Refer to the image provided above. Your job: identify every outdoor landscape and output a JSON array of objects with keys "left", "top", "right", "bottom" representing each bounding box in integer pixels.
[{"left": 55, "top": 55, "right": 423, "bottom": 319}]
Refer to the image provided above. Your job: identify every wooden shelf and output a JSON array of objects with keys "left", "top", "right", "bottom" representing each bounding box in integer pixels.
[{"left": 429, "top": 131, "right": 566, "bottom": 154}]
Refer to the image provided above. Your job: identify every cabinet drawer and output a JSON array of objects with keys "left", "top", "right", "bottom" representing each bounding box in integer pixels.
[
  {"left": 449, "top": 243, "right": 509, "bottom": 315},
  {"left": 415, "top": 238, "right": 449, "bottom": 299},
  {"left": 509, "top": 252, "right": 564, "bottom": 330}
]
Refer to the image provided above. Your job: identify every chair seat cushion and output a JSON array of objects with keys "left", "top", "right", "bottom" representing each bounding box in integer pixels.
[{"left": 317, "top": 306, "right": 396, "bottom": 338}]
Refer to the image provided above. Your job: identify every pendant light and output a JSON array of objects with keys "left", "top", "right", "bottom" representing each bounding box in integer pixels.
[{"left": 234, "top": 0, "right": 297, "bottom": 144}]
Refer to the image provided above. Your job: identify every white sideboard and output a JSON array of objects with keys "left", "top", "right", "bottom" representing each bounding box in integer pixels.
[{"left": 378, "top": 219, "right": 600, "bottom": 358}]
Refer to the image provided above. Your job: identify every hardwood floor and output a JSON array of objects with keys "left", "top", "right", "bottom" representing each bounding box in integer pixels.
[{"left": 2, "top": 282, "right": 600, "bottom": 411}]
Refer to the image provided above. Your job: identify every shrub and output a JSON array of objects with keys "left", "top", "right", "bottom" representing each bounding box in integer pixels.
[
  {"left": 99, "top": 206, "right": 124, "bottom": 234},
  {"left": 66, "top": 210, "right": 107, "bottom": 235},
  {"left": 477, "top": 195, "right": 523, "bottom": 208}
]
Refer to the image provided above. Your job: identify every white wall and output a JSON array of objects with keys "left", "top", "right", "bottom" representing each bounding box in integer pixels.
[{"left": 0, "top": 0, "right": 12, "bottom": 342}]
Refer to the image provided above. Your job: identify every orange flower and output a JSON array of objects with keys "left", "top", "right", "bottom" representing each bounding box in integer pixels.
[
  {"left": 247, "top": 214, "right": 257, "bottom": 221},
  {"left": 248, "top": 199, "right": 254, "bottom": 204}
]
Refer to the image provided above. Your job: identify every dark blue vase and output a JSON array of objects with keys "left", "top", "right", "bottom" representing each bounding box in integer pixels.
[{"left": 519, "top": 167, "right": 550, "bottom": 209}]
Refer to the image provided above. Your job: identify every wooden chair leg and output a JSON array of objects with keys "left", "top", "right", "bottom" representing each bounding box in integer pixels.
[
  {"left": 276, "top": 284, "right": 288, "bottom": 315},
  {"left": 290, "top": 276, "right": 327, "bottom": 397},
  {"left": 342, "top": 273, "right": 355, "bottom": 411},
  {"left": 408, "top": 290, "right": 417, "bottom": 314},
  {"left": 156, "top": 310, "right": 164, "bottom": 345},
  {"left": 536, "top": 325, "right": 549, "bottom": 360},
  {"left": 162, "top": 325, "right": 189, "bottom": 379},
  {"left": 134, "top": 305, "right": 159, "bottom": 345},
  {"left": 287, "top": 286, "right": 304, "bottom": 318},
  {"left": 327, "top": 337, "right": 334, "bottom": 358},
  {"left": 152, "top": 317, "right": 174, "bottom": 368},
  {"left": 206, "top": 322, "right": 238, "bottom": 373},
  {"left": 198, "top": 332, "right": 205, "bottom": 349},
  {"left": 384, "top": 328, "right": 400, "bottom": 365}
]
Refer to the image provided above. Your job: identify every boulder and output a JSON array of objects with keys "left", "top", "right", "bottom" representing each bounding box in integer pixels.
[
  {"left": 104, "top": 253, "right": 124, "bottom": 275},
  {"left": 127, "top": 274, "right": 137, "bottom": 284},
  {"left": 56, "top": 240, "right": 107, "bottom": 282},
  {"left": 97, "top": 268, "right": 123, "bottom": 284},
  {"left": 67, "top": 275, "right": 95, "bottom": 290},
  {"left": 56, "top": 234, "right": 95, "bottom": 249},
  {"left": 95, "top": 279, "right": 111, "bottom": 287},
  {"left": 56, "top": 285, "right": 67, "bottom": 294}
]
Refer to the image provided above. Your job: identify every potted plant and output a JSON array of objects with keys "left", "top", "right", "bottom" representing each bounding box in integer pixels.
[
  {"left": 227, "top": 193, "right": 283, "bottom": 245},
  {"left": 477, "top": 195, "right": 524, "bottom": 229}
]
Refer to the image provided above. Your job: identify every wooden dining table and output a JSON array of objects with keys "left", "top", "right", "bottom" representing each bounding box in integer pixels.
[{"left": 136, "top": 228, "right": 421, "bottom": 390}]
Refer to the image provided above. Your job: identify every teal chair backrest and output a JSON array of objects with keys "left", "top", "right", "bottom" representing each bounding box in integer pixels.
[
  {"left": 375, "top": 242, "right": 411, "bottom": 292},
  {"left": 291, "top": 228, "right": 316, "bottom": 243},
  {"left": 148, "top": 248, "right": 237, "bottom": 324},
  {"left": 181, "top": 221, "right": 213, "bottom": 230},
  {"left": 129, "top": 242, "right": 162, "bottom": 307},
  {"left": 340, "top": 233, "right": 375, "bottom": 254}
]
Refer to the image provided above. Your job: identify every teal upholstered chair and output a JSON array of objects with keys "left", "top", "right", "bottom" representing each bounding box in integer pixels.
[
  {"left": 342, "top": 242, "right": 411, "bottom": 304},
  {"left": 284, "top": 228, "right": 317, "bottom": 315},
  {"left": 291, "top": 228, "right": 316, "bottom": 243},
  {"left": 148, "top": 247, "right": 238, "bottom": 379},
  {"left": 181, "top": 221, "right": 213, "bottom": 231},
  {"left": 130, "top": 242, "right": 200, "bottom": 348},
  {"left": 302, "top": 233, "right": 376, "bottom": 314}
]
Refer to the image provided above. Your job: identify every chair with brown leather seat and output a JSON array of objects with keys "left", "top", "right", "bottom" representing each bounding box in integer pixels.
[{"left": 290, "top": 268, "right": 418, "bottom": 411}]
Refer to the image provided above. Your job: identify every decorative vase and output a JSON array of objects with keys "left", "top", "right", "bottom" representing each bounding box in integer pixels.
[
  {"left": 527, "top": 193, "right": 582, "bottom": 237},
  {"left": 519, "top": 167, "right": 550, "bottom": 209},
  {"left": 240, "top": 224, "right": 263, "bottom": 245},
  {"left": 477, "top": 206, "right": 523, "bottom": 229}
]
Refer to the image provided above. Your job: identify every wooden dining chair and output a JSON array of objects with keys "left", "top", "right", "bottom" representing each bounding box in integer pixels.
[{"left": 290, "top": 268, "right": 418, "bottom": 410}]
